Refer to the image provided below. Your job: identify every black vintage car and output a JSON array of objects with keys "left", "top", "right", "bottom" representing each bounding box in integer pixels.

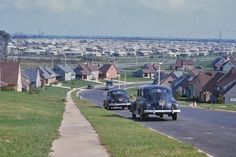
[
  {"left": 103, "top": 89, "right": 132, "bottom": 110},
  {"left": 131, "top": 85, "right": 180, "bottom": 120}
]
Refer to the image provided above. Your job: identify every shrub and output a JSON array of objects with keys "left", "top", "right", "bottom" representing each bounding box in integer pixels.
[
  {"left": 217, "top": 96, "right": 224, "bottom": 104},
  {"left": 174, "top": 92, "right": 181, "bottom": 100},
  {"left": 29, "top": 87, "right": 40, "bottom": 95}
]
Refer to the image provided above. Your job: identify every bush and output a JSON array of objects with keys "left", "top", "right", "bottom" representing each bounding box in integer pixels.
[
  {"left": 62, "top": 98, "right": 67, "bottom": 102},
  {"left": 217, "top": 96, "right": 224, "bottom": 104},
  {"left": 191, "top": 97, "right": 202, "bottom": 103},
  {"left": 174, "top": 92, "right": 181, "bottom": 100},
  {"left": 29, "top": 87, "right": 40, "bottom": 95}
]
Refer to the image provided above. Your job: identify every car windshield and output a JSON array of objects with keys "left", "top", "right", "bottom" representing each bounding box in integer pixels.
[
  {"left": 110, "top": 90, "right": 127, "bottom": 96},
  {"left": 144, "top": 88, "right": 173, "bottom": 103},
  {"left": 106, "top": 81, "right": 113, "bottom": 86}
]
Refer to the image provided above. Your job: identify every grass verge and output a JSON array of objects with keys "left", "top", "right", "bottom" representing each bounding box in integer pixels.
[
  {"left": 0, "top": 87, "right": 68, "bottom": 157},
  {"left": 179, "top": 98, "right": 236, "bottom": 112},
  {"left": 114, "top": 70, "right": 152, "bottom": 82},
  {"left": 72, "top": 92, "right": 206, "bottom": 157},
  {"left": 62, "top": 80, "right": 100, "bottom": 88}
]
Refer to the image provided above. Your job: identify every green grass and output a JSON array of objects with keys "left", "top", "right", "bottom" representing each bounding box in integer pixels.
[
  {"left": 62, "top": 80, "right": 100, "bottom": 88},
  {"left": 194, "top": 60, "right": 212, "bottom": 71},
  {"left": 115, "top": 71, "right": 153, "bottom": 82},
  {"left": 179, "top": 98, "right": 236, "bottom": 112},
  {"left": 197, "top": 103, "right": 236, "bottom": 111},
  {"left": 0, "top": 87, "right": 68, "bottom": 157},
  {"left": 72, "top": 93, "right": 206, "bottom": 157},
  {"left": 127, "top": 87, "right": 138, "bottom": 97}
]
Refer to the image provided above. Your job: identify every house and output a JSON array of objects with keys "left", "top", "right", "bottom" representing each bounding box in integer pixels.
[
  {"left": 38, "top": 66, "right": 59, "bottom": 85},
  {"left": 23, "top": 68, "right": 41, "bottom": 88},
  {"left": 160, "top": 72, "right": 177, "bottom": 87},
  {"left": 212, "top": 56, "right": 230, "bottom": 71},
  {"left": 221, "top": 60, "right": 236, "bottom": 72},
  {"left": 173, "top": 59, "right": 194, "bottom": 71},
  {"left": 171, "top": 73, "right": 192, "bottom": 96},
  {"left": 21, "top": 73, "right": 30, "bottom": 92},
  {"left": 133, "top": 63, "right": 160, "bottom": 79},
  {"left": 99, "top": 64, "right": 120, "bottom": 79},
  {"left": 0, "top": 62, "right": 22, "bottom": 92},
  {"left": 53, "top": 64, "right": 76, "bottom": 81},
  {"left": 215, "top": 68, "right": 236, "bottom": 104},
  {"left": 86, "top": 63, "right": 99, "bottom": 80},
  {"left": 74, "top": 64, "right": 91, "bottom": 80},
  {"left": 188, "top": 71, "right": 213, "bottom": 99},
  {"left": 74, "top": 63, "right": 99, "bottom": 80},
  {"left": 201, "top": 72, "right": 225, "bottom": 102}
]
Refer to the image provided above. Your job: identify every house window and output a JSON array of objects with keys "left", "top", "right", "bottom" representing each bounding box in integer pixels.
[{"left": 230, "top": 98, "right": 236, "bottom": 102}]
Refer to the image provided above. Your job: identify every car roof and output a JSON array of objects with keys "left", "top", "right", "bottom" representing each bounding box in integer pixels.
[{"left": 138, "top": 85, "right": 171, "bottom": 91}]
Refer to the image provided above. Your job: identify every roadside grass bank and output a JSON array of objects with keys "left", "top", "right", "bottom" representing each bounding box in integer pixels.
[
  {"left": 180, "top": 100, "right": 236, "bottom": 112},
  {"left": 62, "top": 80, "right": 100, "bottom": 88},
  {"left": 0, "top": 87, "right": 68, "bottom": 157},
  {"left": 72, "top": 92, "right": 206, "bottom": 157}
]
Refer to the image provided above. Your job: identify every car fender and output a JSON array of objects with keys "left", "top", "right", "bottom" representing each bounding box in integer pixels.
[{"left": 131, "top": 101, "right": 137, "bottom": 112}]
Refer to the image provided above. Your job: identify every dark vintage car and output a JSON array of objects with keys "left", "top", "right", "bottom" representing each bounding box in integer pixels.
[
  {"left": 131, "top": 85, "right": 181, "bottom": 120},
  {"left": 87, "top": 84, "right": 94, "bottom": 89},
  {"left": 103, "top": 89, "right": 132, "bottom": 110},
  {"left": 105, "top": 80, "right": 114, "bottom": 90}
]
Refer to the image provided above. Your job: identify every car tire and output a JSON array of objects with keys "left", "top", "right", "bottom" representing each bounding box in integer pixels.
[
  {"left": 171, "top": 113, "right": 177, "bottom": 120},
  {"left": 132, "top": 113, "right": 136, "bottom": 119},
  {"left": 139, "top": 111, "right": 145, "bottom": 121},
  {"left": 160, "top": 114, "right": 163, "bottom": 118}
]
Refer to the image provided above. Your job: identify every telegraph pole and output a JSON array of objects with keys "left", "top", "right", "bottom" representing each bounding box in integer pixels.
[{"left": 158, "top": 62, "right": 163, "bottom": 85}]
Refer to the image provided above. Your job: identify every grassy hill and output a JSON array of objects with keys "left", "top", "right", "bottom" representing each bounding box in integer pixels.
[{"left": 0, "top": 87, "right": 68, "bottom": 157}]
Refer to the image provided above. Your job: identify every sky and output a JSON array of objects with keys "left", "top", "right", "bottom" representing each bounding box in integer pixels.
[{"left": 0, "top": 0, "right": 236, "bottom": 39}]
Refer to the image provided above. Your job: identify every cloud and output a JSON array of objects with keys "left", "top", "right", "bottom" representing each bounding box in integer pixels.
[
  {"left": 137, "top": 0, "right": 222, "bottom": 14},
  {"left": 0, "top": 0, "right": 226, "bottom": 15},
  {"left": 0, "top": 0, "right": 85, "bottom": 13}
]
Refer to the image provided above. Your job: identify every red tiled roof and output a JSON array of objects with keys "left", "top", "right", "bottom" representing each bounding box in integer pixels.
[
  {"left": 203, "top": 72, "right": 225, "bottom": 92},
  {"left": 86, "top": 63, "right": 99, "bottom": 71},
  {"left": 189, "top": 71, "right": 213, "bottom": 90},
  {"left": 99, "top": 64, "right": 120, "bottom": 74},
  {"left": 74, "top": 64, "right": 91, "bottom": 75},
  {"left": 0, "top": 62, "right": 20, "bottom": 85},
  {"left": 217, "top": 67, "right": 236, "bottom": 87},
  {"left": 161, "top": 72, "right": 177, "bottom": 84}
]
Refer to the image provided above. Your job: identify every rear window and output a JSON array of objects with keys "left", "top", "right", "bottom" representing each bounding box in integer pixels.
[{"left": 144, "top": 87, "right": 173, "bottom": 102}]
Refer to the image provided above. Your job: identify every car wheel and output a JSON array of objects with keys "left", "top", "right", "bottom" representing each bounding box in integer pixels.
[
  {"left": 171, "top": 113, "right": 177, "bottom": 120},
  {"left": 139, "top": 111, "right": 145, "bottom": 121},
  {"left": 132, "top": 112, "right": 136, "bottom": 118},
  {"left": 160, "top": 114, "right": 163, "bottom": 118}
]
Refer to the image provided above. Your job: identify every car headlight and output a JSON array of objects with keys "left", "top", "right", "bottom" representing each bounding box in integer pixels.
[
  {"left": 146, "top": 103, "right": 151, "bottom": 108},
  {"left": 173, "top": 103, "right": 179, "bottom": 109}
]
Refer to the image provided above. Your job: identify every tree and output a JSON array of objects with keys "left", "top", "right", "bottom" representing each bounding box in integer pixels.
[{"left": 0, "top": 30, "right": 11, "bottom": 61}]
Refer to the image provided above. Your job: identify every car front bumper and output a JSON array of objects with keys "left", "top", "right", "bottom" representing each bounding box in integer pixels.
[
  {"left": 108, "top": 103, "right": 131, "bottom": 107},
  {"left": 144, "top": 109, "right": 181, "bottom": 114}
]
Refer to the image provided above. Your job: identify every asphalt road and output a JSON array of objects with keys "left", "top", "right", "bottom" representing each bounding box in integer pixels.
[{"left": 80, "top": 86, "right": 236, "bottom": 157}]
